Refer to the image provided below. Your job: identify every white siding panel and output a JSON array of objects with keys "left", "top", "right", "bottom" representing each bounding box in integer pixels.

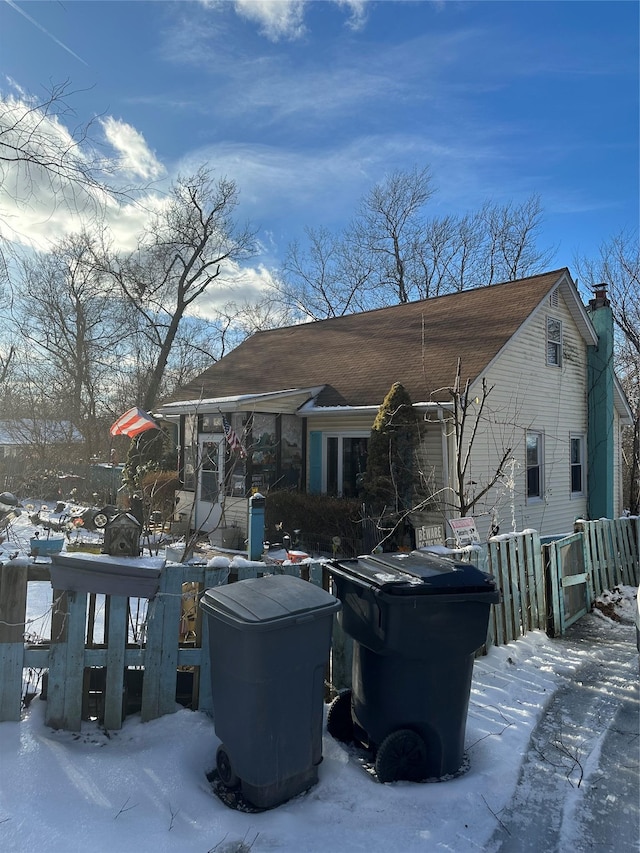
[
  {"left": 412, "top": 420, "right": 449, "bottom": 534},
  {"left": 305, "top": 413, "right": 376, "bottom": 433},
  {"left": 463, "top": 294, "right": 589, "bottom": 539}
]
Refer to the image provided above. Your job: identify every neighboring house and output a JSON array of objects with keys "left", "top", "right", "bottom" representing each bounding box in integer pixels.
[
  {"left": 158, "top": 268, "right": 632, "bottom": 543},
  {"left": 0, "top": 419, "right": 85, "bottom": 488},
  {"left": 0, "top": 420, "right": 84, "bottom": 460}
]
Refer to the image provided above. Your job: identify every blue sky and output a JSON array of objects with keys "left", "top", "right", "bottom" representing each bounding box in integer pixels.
[{"left": 1, "top": 0, "right": 638, "bottom": 296}]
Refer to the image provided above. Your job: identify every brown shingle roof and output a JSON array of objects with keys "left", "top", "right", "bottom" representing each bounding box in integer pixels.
[{"left": 170, "top": 269, "right": 570, "bottom": 407}]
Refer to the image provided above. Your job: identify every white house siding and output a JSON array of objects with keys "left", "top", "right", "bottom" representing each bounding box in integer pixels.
[
  {"left": 412, "top": 417, "right": 448, "bottom": 535},
  {"left": 305, "top": 410, "right": 448, "bottom": 539},
  {"left": 304, "top": 413, "right": 376, "bottom": 434},
  {"left": 462, "top": 292, "right": 590, "bottom": 540},
  {"left": 218, "top": 497, "right": 248, "bottom": 533}
]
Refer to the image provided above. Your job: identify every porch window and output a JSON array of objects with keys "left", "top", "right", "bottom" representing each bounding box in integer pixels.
[
  {"left": 200, "top": 414, "right": 223, "bottom": 433},
  {"left": 240, "top": 413, "right": 303, "bottom": 495},
  {"left": 248, "top": 413, "right": 277, "bottom": 493},
  {"left": 570, "top": 435, "right": 585, "bottom": 496},
  {"left": 546, "top": 317, "right": 562, "bottom": 367},
  {"left": 325, "top": 435, "right": 368, "bottom": 498},
  {"left": 526, "top": 431, "right": 543, "bottom": 500}
]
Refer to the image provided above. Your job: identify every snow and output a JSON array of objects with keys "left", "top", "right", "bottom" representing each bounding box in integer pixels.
[{"left": 1, "top": 507, "right": 638, "bottom": 852}]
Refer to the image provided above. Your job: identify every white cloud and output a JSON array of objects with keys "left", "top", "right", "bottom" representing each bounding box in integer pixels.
[
  {"left": 335, "top": 0, "right": 369, "bottom": 31},
  {"left": 100, "top": 117, "right": 165, "bottom": 181},
  {"left": 233, "top": 0, "right": 307, "bottom": 42},
  {"left": 187, "top": 260, "right": 278, "bottom": 318},
  {"left": 0, "top": 88, "right": 168, "bottom": 253},
  {"left": 201, "top": 0, "right": 370, "bottom": 42}
]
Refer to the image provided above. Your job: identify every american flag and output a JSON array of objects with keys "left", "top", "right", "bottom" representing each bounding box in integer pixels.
[
  {"left": 110, "top": 407, "right": 159, "bottom": 438},
  {"left": 222, "top": 415, "right": 246, "bottom": 457}
]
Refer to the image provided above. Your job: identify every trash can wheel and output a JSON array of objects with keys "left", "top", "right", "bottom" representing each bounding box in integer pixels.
[
  {"left": 374, "top": 729, "right": 428, "bottom": 783},
  {"left": 216, "top": 744, "right": 240, "bottom": 789},
  {"left": 327, "top": 689, "right": 354, "bottom": 743}
]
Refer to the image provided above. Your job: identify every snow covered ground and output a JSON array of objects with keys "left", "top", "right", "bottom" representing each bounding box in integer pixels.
[{"left": 0, "top": 505, "right": 637, "bottom": 852}]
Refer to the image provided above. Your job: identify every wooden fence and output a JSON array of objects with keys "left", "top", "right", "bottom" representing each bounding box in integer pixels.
[
  {"left": 576, "top": 517, "right": 639, "bottom": 595},
  {"left": 485, "top": 531, "right": 547, "bottom": 646},
  {"left": 0, "top": 517, "right": 637, "bottom": 731}
]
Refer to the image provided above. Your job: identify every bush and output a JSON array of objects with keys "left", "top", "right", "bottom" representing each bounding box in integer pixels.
[
  {"left": 141, "top": 471, "right": 180, "bottom": 519},
  {"left": 264, "top": 492, "right": 363, "bottom": 555}
]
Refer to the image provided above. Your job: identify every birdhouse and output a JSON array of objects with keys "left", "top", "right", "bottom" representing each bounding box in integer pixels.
[{"left": 103, "top": 512, "right": 142, "bottom": 557}]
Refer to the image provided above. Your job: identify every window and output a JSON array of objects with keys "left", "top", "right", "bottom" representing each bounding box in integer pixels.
[
  {"left": 526, "top": 431, "right": 543, "bottom": 500},
  {"left": 237, "top": 413, "right": 303, "bottom": 496},
  {"left": 200, "top": 414, "right": 222, "bottom": 433},
  {"left": 546, "top": 317, "right": 562, "bottom": 366},
  {"left": 570, "top": 435, "right": 585, "bottom": 495},
  {"left": 324, "top": 434, "right": 368, "bottom": 498}
]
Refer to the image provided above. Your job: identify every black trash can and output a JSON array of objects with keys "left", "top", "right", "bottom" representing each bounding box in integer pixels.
[
  {"left": 199, "top": 574, "right": 341, "bottom": 809},
  {"left": 327, "top": 550, "right": 500, "bottom": 782}
]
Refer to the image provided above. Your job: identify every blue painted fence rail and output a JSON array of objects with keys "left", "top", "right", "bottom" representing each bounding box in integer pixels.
[{"left": 0, "top": 517, "right": 637, "bottom": 731}]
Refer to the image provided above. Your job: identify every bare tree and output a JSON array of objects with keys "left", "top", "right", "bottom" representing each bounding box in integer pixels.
[
  {"left": 278, "top": 226, "right": 376, "bottom": 320},
  {"left": 0, "top": 80, "right": 142, "bottom": 253},
  {"left": 575, "top": 229, "right": 640, "bottom": 513},
  {"left": 1, "top": 81, "right": 106, "bottom": 191},
  {"left": 275, "top": 168, "right": 554, "bottom": 316},
  {"left": 348, "top": 166, "right": 435, "bottom": 305},
  {"left": 11, "top": 231, "right": 126, "bottom": 457},
  {"left": 216, "top": 293, "right": 298, "bottom": 348},
  {"left": 0, "top": 343, "right": 15, "bottom": 385},
  {"left": 97, "top": 167, "right": 255, "bottom": 411}
]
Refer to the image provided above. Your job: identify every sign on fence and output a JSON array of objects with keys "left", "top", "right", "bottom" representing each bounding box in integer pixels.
[
  {"left": 416, "top": 524, "right": 444, "bottom": 548},
  {"left": 448, "top": 517, "right": 481, "bottom": 547}
]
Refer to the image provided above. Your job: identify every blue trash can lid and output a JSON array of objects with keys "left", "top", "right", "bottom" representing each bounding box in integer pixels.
[{"left": 329, "top": 551, "right": 497, "bottom": 595}]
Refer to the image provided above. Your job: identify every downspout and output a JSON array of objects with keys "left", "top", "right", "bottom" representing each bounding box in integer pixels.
[{"left": 586, "top": 284, "right": 614, "bottom": 519}]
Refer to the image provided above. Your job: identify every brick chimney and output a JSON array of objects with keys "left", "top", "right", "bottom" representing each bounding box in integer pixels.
[{"left": 589, "top": 283, "right": 610, "bottom": 310}]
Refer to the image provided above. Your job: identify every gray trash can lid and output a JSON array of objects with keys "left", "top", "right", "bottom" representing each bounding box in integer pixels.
[
  {"left": 329, "top": 551, "right": 497, "bottom": 596},
  {"left": 200, "top": 573, "right": 341, "bottom": 629}
]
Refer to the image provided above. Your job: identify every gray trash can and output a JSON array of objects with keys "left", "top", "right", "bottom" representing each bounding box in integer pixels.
[
  {"left": 199, "top": 574, "right": 341, "bottom": 809},
  {"left": 327, "top": 551, "right": 500, "bottom": 782}
]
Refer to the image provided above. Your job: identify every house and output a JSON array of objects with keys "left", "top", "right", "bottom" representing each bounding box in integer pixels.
[
  {"left": 158, "top": 268, "right": 632, "bottom": 544},
  {"left": 0, "top": 419, "right": 84, "bottom": 460}
]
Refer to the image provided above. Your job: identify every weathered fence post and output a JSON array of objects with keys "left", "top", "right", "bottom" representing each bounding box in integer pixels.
[
  {"left": 140, "top": 564, "right": 183, "bottom": 722},
  {"left": 102, "top": 596, "right": 128, "bottom": 730},
  {"left": 0, "top": 561, "right": 29, "bottom": 721},
  {"left": 46, "top": 589, "right": 88, "bottom": 731}
]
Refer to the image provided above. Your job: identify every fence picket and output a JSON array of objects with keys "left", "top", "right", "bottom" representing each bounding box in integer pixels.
[
  {"left": 515, "top": 536, "right": 528, "bottom": 633},
  {"left": 102, "top": 596, "right": 128, "bottom": 730},
  {"left": 141, "top": 565, "right": 183, "bottom": 722},
  {"left": 530, "top": 533, "right": 544, "bottom": 631},
  {"left": 197, "top": 566, "right": 230, "bottom": 715},
  {"left": 615, "top": 519, "right": 632, "bottom": 585},
  {"left": 487, "top": 541, "right": 504, "bottom": 645},
  {"left": 46, "top": 590, "right": 88, "bottom": 731},
  {"left": 0, "top": 562, "right": 29, "bottom": 722},
  {"left": 2, "top": 519, "right": 635, "bottom": 730}
]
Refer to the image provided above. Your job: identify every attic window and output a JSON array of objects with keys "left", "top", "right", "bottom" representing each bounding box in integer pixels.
[
  {"left": 549, "top": 289, "right": 559, "bottom": 308},
  {"left": 546, "top": 317, "right": 562, "bottom": 367}
]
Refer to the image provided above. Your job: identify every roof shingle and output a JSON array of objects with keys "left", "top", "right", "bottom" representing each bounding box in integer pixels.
[{"left": 169, "top": 269, "right": 569, "bottom": 407}]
